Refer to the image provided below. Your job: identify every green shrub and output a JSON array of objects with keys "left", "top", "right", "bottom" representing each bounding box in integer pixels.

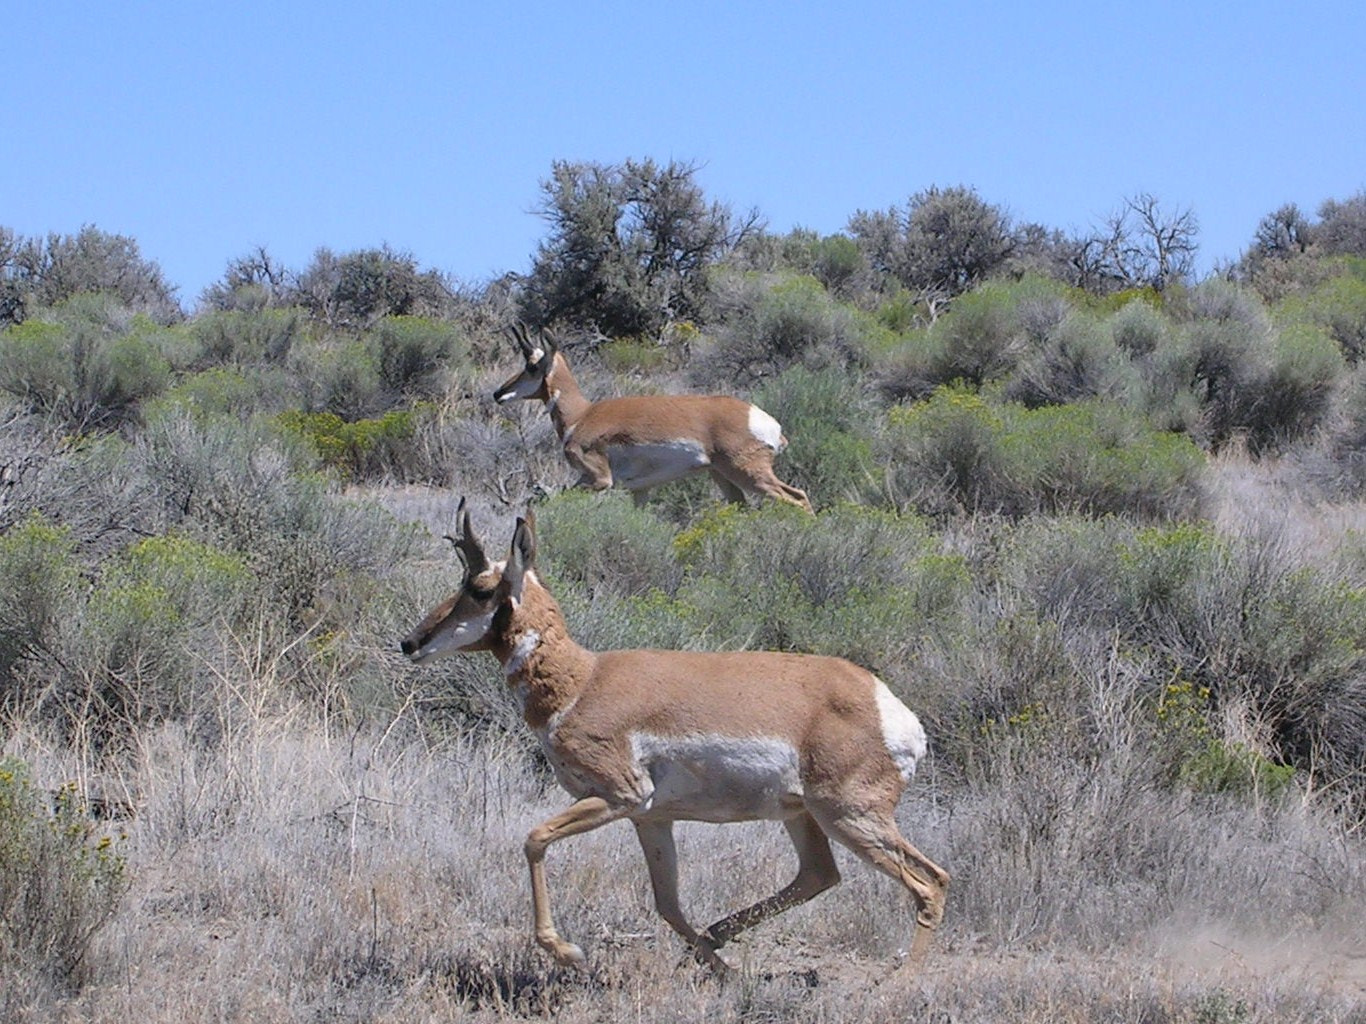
[
  {"left": 0, "top": 758, "right": 126, "bottom": 989},
  {"left": 534, "top": 490, "right": 682, "bottom": 597},
  {"left": 598, "top": 334, "right": 675, "bottom": 375},
  {"left": 1232, "top": 570, "right": 1366, "bottom": 777},
  {"left": 0, "top": 515, "right": 81, "bottom": 695},
  {"left": 276, "top": 407, "right": 429, "bottom": 482},
  {"left": 668, "top": 503, "right": 965, "bottom": 670},
  {"left": 1109, "top": 296, "right": 1170, "bottom": 358},
  {"left": 873, "top": 290, "right": 925, "bottom": 334},
  {"left": 996, "top": 516, "right": 1131, "bottom": 627},
  {"left": 0, "top": 313, "right": 172, "bottom": 430},
  {"left": 701, "top": 274, "right": 866, "bottom": 385},
  {"left": 0, "top": 320, "right": 68, "bottom": 409},
  {"left": 79, "top": 533, "right": 251, "bottom": 725},
  {"left": 1139, "top": 285, "right": 1343, "bottom": 455},
  {"left": 289, "top": 336, "right": 385, "bottom": 419},
  {"left": 1248, "top": 322, "right": 1343, "bottom": 453},
  {"left": 1281, "top": 271, "right": 1366, "bottom": 363},
  {"left": 1084, "top": 286, "right": 1164, "bottom": 317},
  {"left": 1157, "top": 280, "right": 1326, "bottom": 451},
  {"left": 880, "top": 386, "right": 1204, "bottom": 519},
  {"left": 1173, "top": 317, "right": 1268, "bottom": 449},
  {"left": 191, "top": 307, "right": 303, "bottom": 366},
  {"left": 131, "top": 407, "right": 424, "bottom": 640},
  {"left": 1180, "top": 740, "right": 1297, "bottom": 797},
  {"left": 1153, "top": 680, "right": 1295, "bottom": 797},
  {"left": 1002, "top": 404, "right": 1205, "bottom": 518},
  {"left": 373, "top": 315, "right": 464, "bottom": 397},
  {"left": 1116, "top": 522, "right": 1227, "bottom": 629},
  {"left": 145, "top": 365, "right": 297, "bottom": 424},
  {"left": 872, "top": 325, "right": 941, "bottom": 402},
  {"left": 811, "top": 234, "right": 865, "bottom": 296},
  {"left": 880, "top": 385, "right": 1006, "bottom": 514},
  {"left": 136, "top": 409, "right": 314, "bottom": 543},
  {"left": 1005, "top": 310, "right": 1139, "bottom": 408},
  {"left": 924, "top": 279, "right": 1025, "bottom": 386}
]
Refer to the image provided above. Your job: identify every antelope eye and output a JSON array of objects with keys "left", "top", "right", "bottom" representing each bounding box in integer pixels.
[{"left": 468, "top": 583, "right": 496, "bottom": 601}]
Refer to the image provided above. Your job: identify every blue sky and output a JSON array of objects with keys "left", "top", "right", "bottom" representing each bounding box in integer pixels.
[{"left": 7, "top": 2, "right": 1364, "bottom": 307}]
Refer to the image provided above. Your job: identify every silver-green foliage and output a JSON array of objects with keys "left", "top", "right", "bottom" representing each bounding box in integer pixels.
[
  {"left": 0, "top": 301, "right": 178, "bottom": 430},
  {"left": 0, "top": 758, "right": 126, "bottom": 989},
  {"left": 880, "top": 385, "right": 1205, "bottom": 520}
]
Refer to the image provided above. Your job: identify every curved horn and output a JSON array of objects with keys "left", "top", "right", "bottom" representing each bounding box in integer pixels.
[
  {"left": 443, "top": 497, "right": 489, "bottom": 577},
  {"left": 507, "top": 322, "right": 534, "bottom": 357}
]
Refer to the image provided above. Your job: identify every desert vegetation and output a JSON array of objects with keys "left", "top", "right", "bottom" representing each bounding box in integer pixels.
[{"left": 2, "top": 168, "right": 1366, "bottom": 1021}]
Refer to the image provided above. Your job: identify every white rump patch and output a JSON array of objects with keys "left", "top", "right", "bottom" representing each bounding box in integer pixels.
[
  {"left": 872, "top": 679, "right": 928, "bottom": 782},
  {"left": 747, "top": 405, "right": 785, "bottom": 451},
  {"left": 629, "top": 732, "right": 802, "bottom": 822}
]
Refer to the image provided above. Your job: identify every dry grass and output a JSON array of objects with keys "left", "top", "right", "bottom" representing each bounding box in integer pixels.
[
  {"left": 4, "top": 454, "right": 1366, "bottom": 1022},
  {"left": 4, "top": 709, "right": 1363, "bottom": 1024},
  {"left": 1207, "top": 444, "right": 1366, "bottom": 570}
]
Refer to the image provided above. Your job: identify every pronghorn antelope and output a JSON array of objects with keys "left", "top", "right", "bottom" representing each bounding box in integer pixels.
[
  {"left": 493, "top": 324, "right": 813, "bottom": 512},
  {"left": 399, "top": 501, "right": 948, "bottom": 974}
]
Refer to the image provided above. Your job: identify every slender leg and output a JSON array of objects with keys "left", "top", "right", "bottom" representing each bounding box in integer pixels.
[
  {"left": 524, "top": 797, "right": 630, "bottom": 966},
  {"left": 713, "top": 460, "right": 813, "bottom": 514},
  {"left": 633, "top": 822, "right": 731, "bottom": 974},
  {"left": 697, "top": 813, "right": 841, "bottom": 954},
  {"left": 775, "top": 480, "right": 814, "bottom": 513},
  {"left": 812, "top": 808, "right": 949, "bottom": 968},
  {"left": 565, "top": 444, "right": 614, "bottom": 490},
  {"left": 709, "top": 470, "right": 749, "bottom": 506}
]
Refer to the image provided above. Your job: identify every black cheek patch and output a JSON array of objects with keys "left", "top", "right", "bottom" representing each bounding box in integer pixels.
[{"left": 491, "top": 599, "right": 515, "bottom": 637}]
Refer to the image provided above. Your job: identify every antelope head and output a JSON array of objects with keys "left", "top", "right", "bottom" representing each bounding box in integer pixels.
[
  {"left": 493, "top": 323, "right": 558, "bottom": 405},
  {"left": 399, "top": 500, "right": 535, "bottom": 662}
]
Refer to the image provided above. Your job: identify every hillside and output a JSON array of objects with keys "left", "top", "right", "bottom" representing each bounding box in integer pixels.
[{"left": 3, "top": 179, "right": 1366, "bottom": 1021}]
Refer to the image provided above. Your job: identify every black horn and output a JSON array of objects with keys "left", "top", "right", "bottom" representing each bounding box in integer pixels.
[
  {"left": 507, "top": 322, "right": 534, "bottom": 357},
  {"left": 443, "top": 497, "right": 489, "bottom": 577}
]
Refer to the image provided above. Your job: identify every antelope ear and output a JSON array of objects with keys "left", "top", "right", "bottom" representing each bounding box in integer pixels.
[
  {"left": 534, "top": 329, "right": 557, "bottom": 369},
  {"left": 503, "top": 515, "right": 536, "bottom": 602}
]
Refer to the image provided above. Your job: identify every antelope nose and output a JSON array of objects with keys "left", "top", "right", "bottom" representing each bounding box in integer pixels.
[{"left": 400, "top": 637, "right": 419, "bottom": 657}]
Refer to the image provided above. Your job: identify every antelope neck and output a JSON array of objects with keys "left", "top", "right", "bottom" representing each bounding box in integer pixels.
[
  {"left": 542, "top": 363, "right": 590, "bottom": 440},
  {"left": 497, "top": 582, "right": 595, "bottom": 731}
]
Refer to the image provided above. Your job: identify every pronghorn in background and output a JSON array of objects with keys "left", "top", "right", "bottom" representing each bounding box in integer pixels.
[
  {"left": 493, "top": 324, "right": 813, "bottom": 512},
  {"left": 400, "top": 501, "right": 948, "bottom": 974}
]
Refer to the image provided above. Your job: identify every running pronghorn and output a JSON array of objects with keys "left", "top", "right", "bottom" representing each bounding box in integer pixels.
[
  {"left": 493, "top": 324, "right": 813, "bottom": 512},
  {"left": 400, "top": 501, "right": 948, "bottom": 974}
]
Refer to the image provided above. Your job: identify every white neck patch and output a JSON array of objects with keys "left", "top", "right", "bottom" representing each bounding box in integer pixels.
[{"left": 505, "top": 630, "right": 541, "bottom": 677}]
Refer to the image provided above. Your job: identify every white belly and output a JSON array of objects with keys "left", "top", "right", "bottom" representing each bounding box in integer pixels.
[
  {"left": 629, "top": 732, "right": 804, "bottom": 823},
  {"left": 607, "top": 441, "right": 709, "bottom": 490}
]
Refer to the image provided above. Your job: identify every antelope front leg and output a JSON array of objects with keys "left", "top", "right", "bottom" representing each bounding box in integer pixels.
[
  {"left": 564, "top": 443, "right": 614, "bottom": 491},
  {"left": 524, "top": 796, "right": 629, "bottom": 966}
]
